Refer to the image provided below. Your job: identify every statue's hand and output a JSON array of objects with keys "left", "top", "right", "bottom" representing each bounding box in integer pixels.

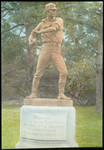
[
  {"left": 29, "top": 38, "right": 36, "bottom": 45},
  {"left": 29, "top": 35, "right": 36, "bottom": 45},
  {"left": 35, "top": 30, "right": 41, "bottom": 34}
]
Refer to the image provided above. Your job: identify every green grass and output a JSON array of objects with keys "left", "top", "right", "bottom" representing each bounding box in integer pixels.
[
  {"left": 2, "top": 105, "right": 22, "bottom": 149},
  {"left": 2, "top": 105, "right": 102, "bottom": 149},
  {"left": 74, "top": 105, "right": 102, "bottom": 147}
]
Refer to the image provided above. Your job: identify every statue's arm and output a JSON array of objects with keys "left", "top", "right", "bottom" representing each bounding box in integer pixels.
[
  {"left": 37, "top": 18, "right": 63, "bottom": 34},
  {"left": 36, "top": 24, "right": 59, "bottom": 34},
  {"left": 29, "top": 23, "right": 42, "bottom": 45},
  {"left": 38, "top": 25, "right": 59, "bottom": 34}
]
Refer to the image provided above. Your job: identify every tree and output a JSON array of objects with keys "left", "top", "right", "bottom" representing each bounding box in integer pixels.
[
  {"left": 57, "top": 2, "right": 102, "bottom": 108},
  {"left": 96, "top": 8, "right": 103, "bottom": 114},
  {"left": 1, "top": 1, "right": 103, "bottom": 108},
  {"left": 1, "top": 2, "right": 47, "bottom": 99}
]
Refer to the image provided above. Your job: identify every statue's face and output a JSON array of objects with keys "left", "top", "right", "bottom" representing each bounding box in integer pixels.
[{"left": 47, "top": 9, "right": 57, "bottom": 17}]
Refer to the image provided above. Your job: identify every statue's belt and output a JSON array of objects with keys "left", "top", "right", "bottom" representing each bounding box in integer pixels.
[{"left": 42, "top": 41, "right": 61, "bottom": 46}]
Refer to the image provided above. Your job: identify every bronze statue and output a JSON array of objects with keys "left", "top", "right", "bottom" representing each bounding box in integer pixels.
[{"left": 27, "top": 3, "right": 70, "bottom": 100}]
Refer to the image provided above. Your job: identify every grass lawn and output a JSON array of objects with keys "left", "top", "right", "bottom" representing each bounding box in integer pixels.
[
  {"left": 75, "top": 105, "right": 102, "bottom": 147},
  {"left": 1, "top": 104, "right": 102, "bottom": 149}
]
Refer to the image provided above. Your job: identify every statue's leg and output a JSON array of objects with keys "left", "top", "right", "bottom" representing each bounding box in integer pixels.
[
  {"left": 51, "top": 45, "right": 70, "bottom": 100},
  {"left": 26, "top": 44, "right": 50, "bottom": 99},
  {"left": 58, "top": 74, "right": 72, "bottom": 100}
]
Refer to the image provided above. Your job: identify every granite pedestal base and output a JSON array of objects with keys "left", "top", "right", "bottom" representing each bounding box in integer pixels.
[{"left": 15, "top": 99, "right": 78, "bottom": 148}]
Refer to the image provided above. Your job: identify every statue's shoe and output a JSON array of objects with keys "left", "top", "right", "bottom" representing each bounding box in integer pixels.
[
  {"left": 26, "top": 93, "right": 36, "bottom": 99},
  {"left": 58, "top": 94, "right": 71, "bottom": 100}
]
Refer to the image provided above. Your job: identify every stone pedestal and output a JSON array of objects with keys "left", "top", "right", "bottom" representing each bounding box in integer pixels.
[{"left": 15, "top": 99, "right": 78, "bottom": 148}]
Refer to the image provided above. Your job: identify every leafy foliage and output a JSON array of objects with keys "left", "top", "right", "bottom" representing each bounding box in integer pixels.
[{"left": 1, "top": 2, "right": 103, "bottom": 105}]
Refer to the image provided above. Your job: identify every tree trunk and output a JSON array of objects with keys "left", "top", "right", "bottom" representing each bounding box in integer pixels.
[
  {"left": 25, "top": 25, "right": 34, "bottom": 86},
  {"left": 96, "top": 10, "right": 103, "bottom": 114}
]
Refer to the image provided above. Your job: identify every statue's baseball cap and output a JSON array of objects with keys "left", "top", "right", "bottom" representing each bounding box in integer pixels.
[{"left": 45, "top": 3, "right": 57, "bottom": 11}]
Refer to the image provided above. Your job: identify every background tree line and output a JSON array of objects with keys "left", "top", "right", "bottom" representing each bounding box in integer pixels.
[{"left": 1, "top": 1, "right": 103, "bottom": 114}]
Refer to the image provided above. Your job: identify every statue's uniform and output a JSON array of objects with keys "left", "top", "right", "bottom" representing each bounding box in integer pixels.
[{"left": 30, "top": 17, "right": 68, "bottom": 95}]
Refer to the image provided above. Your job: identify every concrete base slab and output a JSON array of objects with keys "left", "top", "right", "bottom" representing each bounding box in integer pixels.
[
  {"left": 16, "top": 138, "right": 78, "bottom": 148},
  {"left": 24, "top": 98, "right": 73, "bottom": 106}
]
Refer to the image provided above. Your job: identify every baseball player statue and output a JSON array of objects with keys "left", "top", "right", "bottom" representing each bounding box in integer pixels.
[{"left": 27, "top": 3, "right": 70, "bottom": 100}]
